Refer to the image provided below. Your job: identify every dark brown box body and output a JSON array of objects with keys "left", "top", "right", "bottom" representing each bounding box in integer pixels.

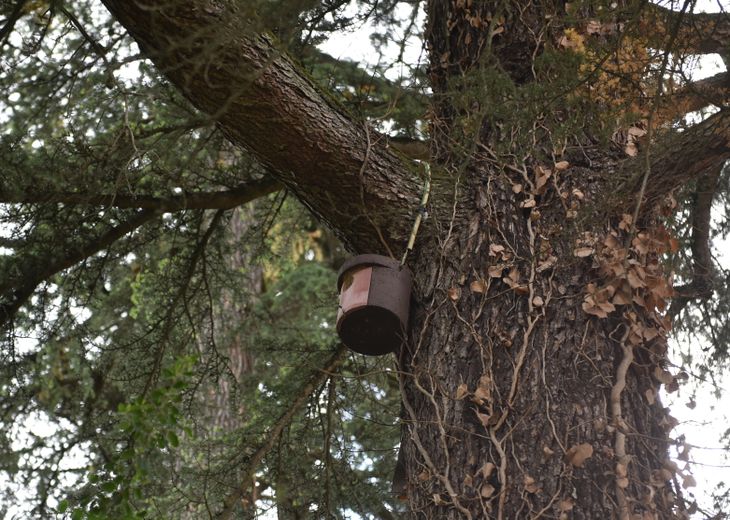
[{"left": 336, "top": 255, "right": 411, "bottom": 355}]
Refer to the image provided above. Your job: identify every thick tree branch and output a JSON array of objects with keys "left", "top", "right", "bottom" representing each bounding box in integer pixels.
[
  {"left": 669, "top": 166, "right": 720, "bottom": 318},
  {"left": 644, "top": 5, "right": 730, "bottom": 57},
  {"left": 639, "top": 109, "right": 730, "bottom": 208},
  {"left": 0, "top": 178, "right": 281, "bottom": 211},
  {"left": 100, "top": 0, "right": 422, "bottom": 255},
  {"left": 657, "top": 71, "right": 730, "bottom": 124}
]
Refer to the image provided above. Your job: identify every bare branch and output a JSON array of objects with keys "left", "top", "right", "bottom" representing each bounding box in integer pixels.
[
  {"left": 0, "top": 178, "right": 281, "bottom": 211},
  {"left": 640, "top": 109, "right": 730, "bottom": 209},
  {"left": 100, "top": 0, "right": 422, "bottom": 255}
]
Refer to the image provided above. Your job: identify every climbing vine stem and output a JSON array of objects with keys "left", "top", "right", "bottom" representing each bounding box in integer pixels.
[{"left": 401, "top": 162, "right": 432, "bottom": 265}]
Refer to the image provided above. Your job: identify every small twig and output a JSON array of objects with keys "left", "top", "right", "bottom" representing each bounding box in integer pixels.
[
  {"left": 58, "top": 4, "right": 111, "bottom": 68},
  {"left": 358, "top": 123, "right": 394, "bottom": 258}
]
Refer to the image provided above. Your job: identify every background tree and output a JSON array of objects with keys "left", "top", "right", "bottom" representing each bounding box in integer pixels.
[{"left": 1, "top": 0, "right": 729, "bottom": 518}]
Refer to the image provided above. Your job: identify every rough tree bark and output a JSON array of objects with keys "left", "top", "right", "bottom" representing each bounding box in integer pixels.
[
  {"left": 101, "top": 0, "right": 423, "bottom": 255},
  {"left": 97, "top": 0, "right": 730, "bottom": 518}
]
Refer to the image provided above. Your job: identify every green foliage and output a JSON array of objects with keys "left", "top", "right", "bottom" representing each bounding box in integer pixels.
[
  {"left": 1, "top": 0, "right": 728, "bottom": 518},
  {"left": 66, "top": 356, "right": 196, "bottom": 519}
]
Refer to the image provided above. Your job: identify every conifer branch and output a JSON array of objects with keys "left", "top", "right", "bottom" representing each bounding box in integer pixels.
[
  {"left": 0, "top": 0, "right": 29, "bottom": 48},
  {"left": 656, "top": 71, "right": 729, "bottom": 125},
  {"left": 100, "top": 0, "right": 421, "bottom": 255},
  {"left": 0, "top": 209, "right": 158, "bottom": 328},
  {"left": 0, "top": 178, "right": 281, "bottom": 211},
  {"left": 669, "top": 165, "right": 720, "bottom": 318},
  {"left": 216, "top": 344, "right": 348, "bottom": 520}
]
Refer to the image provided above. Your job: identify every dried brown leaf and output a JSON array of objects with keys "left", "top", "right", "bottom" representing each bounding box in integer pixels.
[
  {"left": 537, "top": 256, "right": 557, "bottom": 273},
  {"left": 489, "top": 243, "right": 506, "bottom": 256},
  {"left": 573, "top": 246, "right": 594, "bottom": 258},
  {"left": 565, "top": 443, "right": 593, "bottom": 467},
  {"left": 473, "top": 385, "right": 491, "bottom": 404},
  {"left": 488, "top": 264, "right": 504, "bottom": 278},
  {"left": 612, "top": 287, "right": 632, "bottom": 305},
  {"left": 682, "top": 474, "right": 697, "bottom": 488},
  {"left": 471, "top": 279, "right": 487, "bottom": 294},
  {"left": 523, "top": 475, "right": 539, "bottom": 493},
  {"left": 582, "top": 298, "right": 608, "bottom": 318},
  {"left": 645, "top": 388, "right": 656, "bottom": 405},
  {"left": 535, "top": 166, "right": 551, "bottom": 192},
  {"left": 665, "top": 379, "right": 679, "bottom": 393},
  {"left": 586, "top": 20, "right": 601, "bottom": 34},
  {"left": 480, "top": 484, "right": 495, "bottom": 498},
  {"left": 653, "top": 367, "right": 673, "bottom": 385},
  {"left": 619, "top": 213, "right": 633, "bottom": 231},
  {"left": 455, "top": 383, "right": 469, "bottom": 400},
  {"left": 669, "top": 237, "right": 680, "bottom": 252},
  {"left": 480, "top": 462, "right": 496, "bottom": 479},
  {"left": 559, "top": 498, "right": 574, "bottom": 512},
  {"left": 520, "top": 198, "right": 536, "bottom": 208},
  {"left": 542, "top": 445, "right": 555, "bottom": 459},
  {"left": 627, "top": 270, "right": 645, "bottom": 289},
  {"left": 475, "top": 410, "right": 491, "bottom": 427}
]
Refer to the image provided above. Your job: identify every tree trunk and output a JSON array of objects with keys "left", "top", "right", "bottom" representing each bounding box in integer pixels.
[
  {"left": 400, "top": 198, "right": 678, "bottom": 519},
  {"left": 92, "top": 1, "right": 726, "bottom": 518},
  {"left": 205, "top": 206, "right": 259, "bottom": 432},
  {"left": 393, "top": 2, "right": 683, "bottom": 519}
]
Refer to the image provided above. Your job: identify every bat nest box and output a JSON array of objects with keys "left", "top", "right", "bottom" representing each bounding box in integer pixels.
[{"left": 336, "top": 254, "right": 411, "bottom": 356}]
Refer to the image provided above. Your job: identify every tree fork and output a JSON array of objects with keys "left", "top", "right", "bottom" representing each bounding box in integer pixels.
[
  {"left": 90, "top": 0, "right": 726, "bottom": 518},
  {"left": 100, "top": 0, "right": 422, "bottom": 255}
]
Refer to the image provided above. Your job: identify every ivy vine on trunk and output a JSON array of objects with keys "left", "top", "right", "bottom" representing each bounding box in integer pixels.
[{"left": 2, "top": 0, "right": 729, "bottom": 517}]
